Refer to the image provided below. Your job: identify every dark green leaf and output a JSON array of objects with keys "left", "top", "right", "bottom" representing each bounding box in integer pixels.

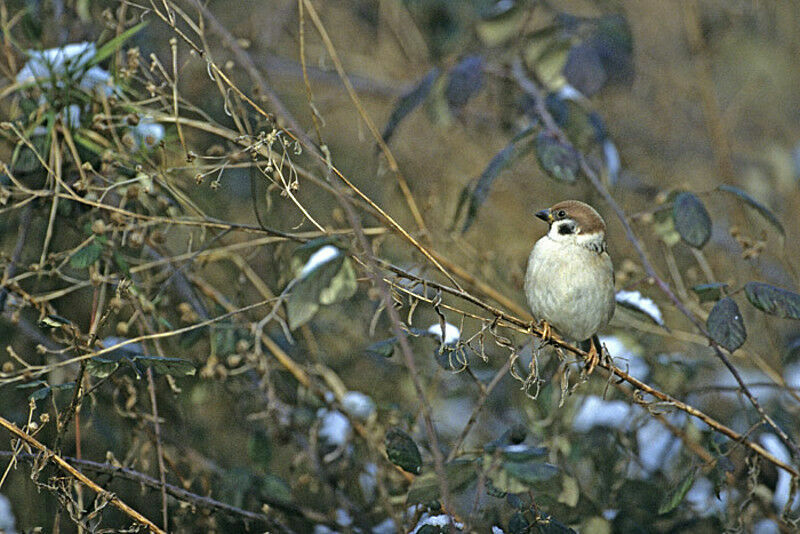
[
  {"left": 487, "top": 458, "right": 558, "bottom": 494},
  {"left": 406, "top": 460, "right": 476, "bottom": 503},
  {"left": 563, "top": 42, "right": 606, "bottom": 97},
  {"left": 26, "top": 382, "right": 75, "bottom": 402},
  {"left": 445, "top": 55, "right": 484, "bottom": 111},
  {"left": 535, "top": 132, "right": 580, "bottom": 184},
  {"left": 134, "top": 356, "right": 196, "bottom": 376},
  {"left": 365, "top": 338, "right": 396, "bottom": 358},
  {"left": 744, "top": 282, "right": 800, "bottom": 320},
  {"left": 500, "top": 445, "right": 548, "bottom": 462},
  {"left": 70, "top": 240, "right": 102, "bottom": 268},
  {"left": 113, "top": 250, "right": 130, "bottom": 276},
  {"left": 658, "top": 472, "right": 695, "bottom": 514},
  {"left": 29, "top": 385, "right": 51, "bottom": 401},
  {"left": 672, "top": 192, "right": 711, "bottom": 248},
  {"left": 385, "top": 427, "right": 422, "bottom": 474},
  {"left": 90, "top": 21, "right": 148, "bottom": 66},
  {"left": 16, "top": 380, "right": 48, "bottom": 389},
  {"left": 258, "top": 474, "right": 292, "bottom": 504},
  {"left": 691, "top": 283, "right": 728, "bottom": 303},
  {"left": 484, "top": 425, "right": 529, "bottom": 454},
  {"left": 502, "top": 461, "right": 558, "bottom": 484},
  {"left": 706, "top": 297, "right": 746, "bottom": 352},
  {"left": 381, "top": 68, "right": 440, "bottom": 144},
  {"left": 508, "top": 512, "right": 530, "bottom": 534},
  {"left": 718, "top": 184, "right": 784, "bottom": 236},
  {"left": 457, "top": 126, "right": 535, "bottom": 232},
  {"left": 535, "top": 513, "right": 577, "bottom": 534},
  {"left": 248, "top": 430, "right": 272, "bottom": 469}
]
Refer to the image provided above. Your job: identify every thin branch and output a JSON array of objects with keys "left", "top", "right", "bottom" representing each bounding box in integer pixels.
[
  {"left": 511, "top": 57, "right": 800, "bottom": 462},
  {"left": 0, "top": 450, "right": 300, "bottom": 530},
  {"left": 0, "top": 416, "right": 165, "bottom": 534}
]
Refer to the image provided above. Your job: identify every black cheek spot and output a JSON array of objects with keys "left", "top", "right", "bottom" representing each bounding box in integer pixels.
[{"left": 558, "top": 224, "right": 574, "bottom": 235}]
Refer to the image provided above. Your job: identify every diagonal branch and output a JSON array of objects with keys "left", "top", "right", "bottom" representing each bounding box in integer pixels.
[{"left": 0, "top": 415, "right": 165, "bottom": 534}]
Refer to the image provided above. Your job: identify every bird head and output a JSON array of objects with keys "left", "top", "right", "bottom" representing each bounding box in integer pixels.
[{"left": 536, "top": 200, "right": 607, "bottom": 250}]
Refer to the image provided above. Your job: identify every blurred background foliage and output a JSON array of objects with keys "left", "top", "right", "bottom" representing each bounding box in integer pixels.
[{"left": 1, "top": 0, "right": 800, "bottom": 533}]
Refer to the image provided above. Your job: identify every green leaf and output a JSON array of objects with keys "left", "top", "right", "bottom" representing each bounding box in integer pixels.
[
  {"left": 744, "top": 282, "right": 800, "bottom": 320},
  {"left": 365, "top": 338, "right": 396, "bottom": 358},
  {"left": 381, "top": 68, "right": 440, "bottom": 144},
  {"left": 706, "top": 297, "right": 746, "bottom": 352},
  {"left": 90, "top": 21, "right": 148, "bottom": 66},
  {"left": 86, "top": 356, "right": 120, "bottom": 378},
  {"left": 385, "top": 427, "right": 422, "bottom": 474},
  {"left": 691, "top": 283, "right": 728, "bottom": 303},
  {"left": 286, "top": 253, "right": 359, "bottom": 330},
  {"left": 672, "top": 192, "right": 711, "bottom": 248},
  {"left": 319, "top": 258, "right": 357, "bottom": 305},
  {"left": 38, "top": 314, "right": 73, "bottom": 329},
  {"left": 134, "top": 356, "right": 196, "bottom": 376},
  {"left": 406, "top": 460, "right": 476, "bottom": 504},
  {"left": 286, "top": 255, "right": 343, "bottom": 329},
  {"left": 535, "top": 132, "right": 580, "bottom": 184},
  {"left": 658, "top": 472, "right": 695, "bottom": 514},
  {"left": 113, "top": 250, "right": 130, "bottom": 276},
  {"left": 486, "top": 458, "right": 558, "bottom": 494},
  {"left": 70, "top": 240, "right": 102, "bottom": 268},
  {"left": 718, "top": 184, "right": 784, "bottom": 236}
]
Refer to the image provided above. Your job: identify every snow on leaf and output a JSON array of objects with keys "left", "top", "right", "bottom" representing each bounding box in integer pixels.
[{"left": 616, "top": 290, "right": 664, "bottom": 326}]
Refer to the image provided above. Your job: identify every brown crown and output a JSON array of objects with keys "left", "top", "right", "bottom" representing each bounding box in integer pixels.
[{"left": 549, "top": 200, "right": 606, "bottom": 235}]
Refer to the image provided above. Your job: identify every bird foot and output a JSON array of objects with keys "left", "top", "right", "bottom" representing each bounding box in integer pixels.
[
  {"left": 538, "top": 320, "right": 553, "bottom": 343},
  {"left": 584, "top": 338, "right": 607, "bottom": 375}
]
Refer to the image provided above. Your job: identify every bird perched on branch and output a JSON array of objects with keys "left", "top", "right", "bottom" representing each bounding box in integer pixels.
[{"left": 524, "top": 200, "right": 615, "bottom": 373}]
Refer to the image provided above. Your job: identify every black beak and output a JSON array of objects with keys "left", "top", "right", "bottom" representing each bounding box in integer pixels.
[{"left": 535, "top": 209, "right": 552, "bottom": 223}]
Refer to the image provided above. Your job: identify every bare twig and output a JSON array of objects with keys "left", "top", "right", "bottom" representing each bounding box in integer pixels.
[{"left": 0, "top": 416, "right": 166, "bottom": 534}]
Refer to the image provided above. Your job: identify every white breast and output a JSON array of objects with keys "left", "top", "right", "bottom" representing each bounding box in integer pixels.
[{"left": 524, "top": 235, "right": 615, "bottom": 341}]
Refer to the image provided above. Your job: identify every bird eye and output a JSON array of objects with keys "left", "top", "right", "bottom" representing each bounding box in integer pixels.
[{"left": 557, "top": 210, "right": 566, "bottom": 218}]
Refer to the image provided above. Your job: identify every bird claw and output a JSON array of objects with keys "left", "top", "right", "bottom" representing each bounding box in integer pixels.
[
  {"left": 584, "top": 339, "right": 606, "bottom": 375},
  {"left": 541, "top": 320, "right": 553, "bottom": 342}
]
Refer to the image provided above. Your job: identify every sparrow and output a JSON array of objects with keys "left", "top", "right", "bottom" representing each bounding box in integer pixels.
[{"left": 524, "top": 200, "right": 615, "bottom": 373}]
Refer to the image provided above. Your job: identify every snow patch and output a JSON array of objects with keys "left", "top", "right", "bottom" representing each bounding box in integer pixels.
[
  {"left": 317, "top": 409, "right": 351, "bottom": 447},
  {"left": 301, "top": 245, "right": 341, "bottom": 277},
  {"left": 616, "top": 290, "right": 664, "bottom": 326},
  {"left": 342, "top": 391, "right": 375, "bottom": 421},
  {"left": 427, "top": 322, "right": 460, "bottom": 346}
]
